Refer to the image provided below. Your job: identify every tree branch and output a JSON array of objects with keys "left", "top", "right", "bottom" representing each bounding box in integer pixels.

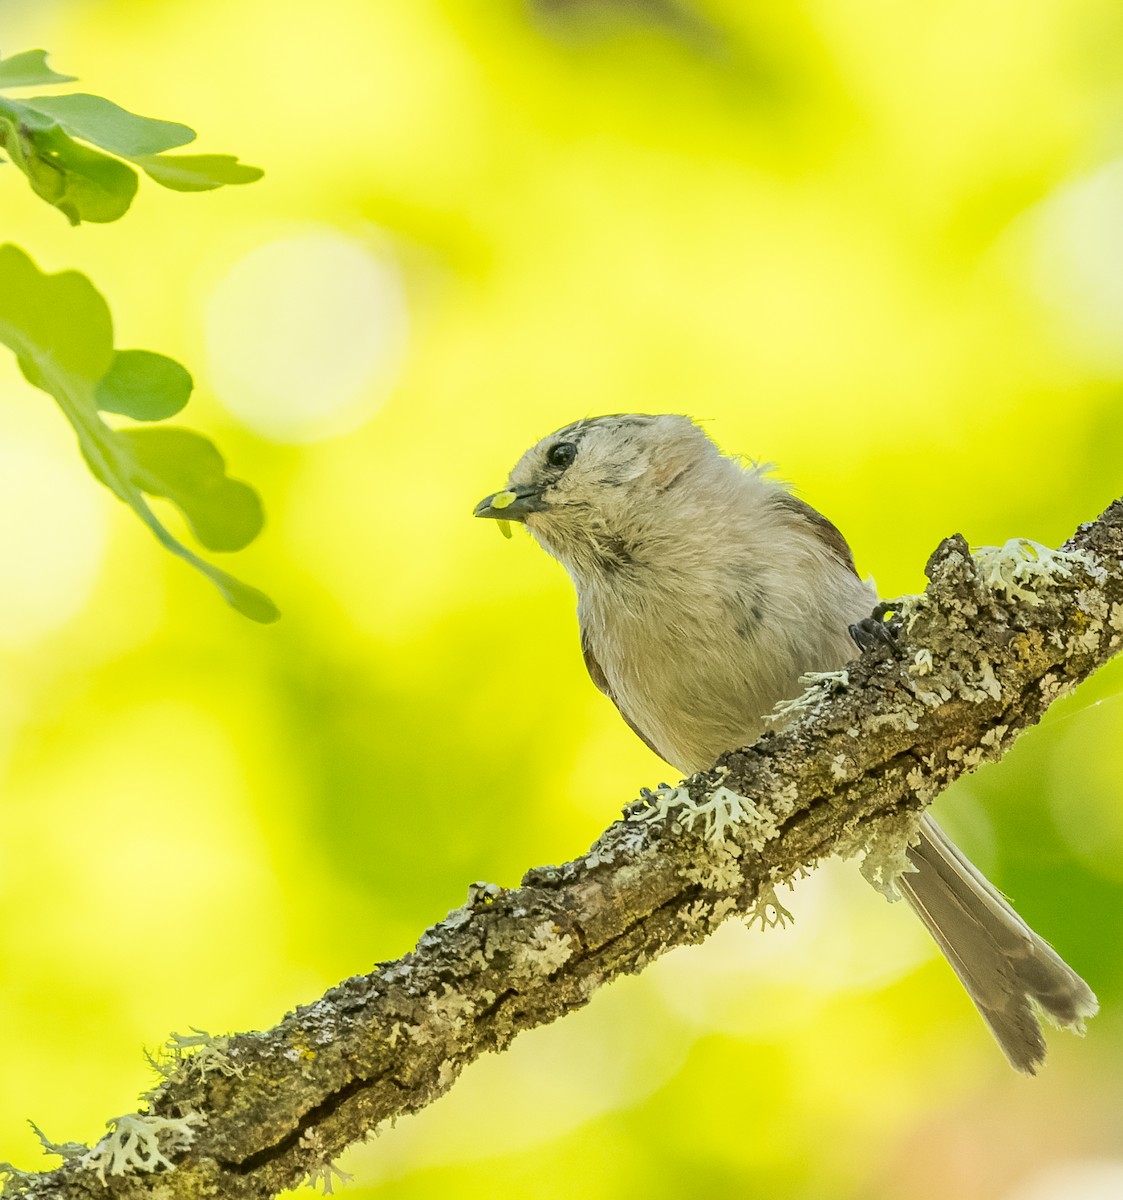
[{"left": 7, "top": 500, "right": 1123, "bottom": 1200}]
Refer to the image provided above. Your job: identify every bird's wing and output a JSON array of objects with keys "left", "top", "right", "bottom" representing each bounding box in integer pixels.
[
  {"left": 772, "top": 492, "right": 860, "bottom": 578},
  {"left": 581, "top": 628, "right": 670, "bottom": 763}
]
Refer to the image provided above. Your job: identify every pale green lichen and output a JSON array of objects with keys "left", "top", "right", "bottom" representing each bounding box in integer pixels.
[
  {"left": 857, "top": 812, "right": 922, "bottom": 902},
  {"left": 300, "top": 1130, "right": 354, "bottom": 1195},
  {"left": 905, "top": 676, "right": 952, "bottom": 709},
  {"left": 903, "top": 648, "right": 1001, "bottom": 711},
  {"left": 1, "top": 1126, "right": 87, "bottom": 1197},
  {"left": 1039, "top": 672, "right": 1076, "bottom": 703},
  {"left": 1110, "top": 603, "right": 1123, "bottom": 640},
  {"left": 305, "top": 1162, "right": 354, "bottom": 1196},
  {"left": 905, "top": 766, "right": 937, "bottom": 803},
  {"left": 863, "top": 710, "right": 920, "bottom": 733},
  {"left": 436, "top": 1059, "right": 461, "bottom": 1091},
  {"left": 163, "top": 1028, "right": 242, "bottom": 1081},
  {"left": 681, "top": 893, "right": 740, "bottom": 931},
  {"left": 895, "top": 591, "right": 935, "bottom": 636},
  {"left": 947, "top": 743, "right": 985, "bottom": 770},
  {"left": 511, "top": 921, "right": 574, "bottom": 975},
  {"left": 465, "top": 881, "right": 503, "bottom": 906},
  {"left": 29, "top": 1122, "right": 86, "bottom": 1162},
  {"left": 770, "top": 781, "right": 799, "bottom": 822},
  {"left": 584, "top": 845, "right": 617, "bottom": 869},
  {"left": 969, "top": 659, "right": 1002, "bottom": 701},
  {"left": 682, "top": 840, "right": 745, "bottom": 893},
  {"left": 425, "top": 985, "right": 477, "bottom": 1027},
  {"left": 746, "top": 881, "right": 795, "bottom": 930},
  {"left": 1071, "top": 625, "right": 1103, "bottom": 654},
  {"left": 634, "top": 783, "right": 780, "bottom": 848},
  {"left": 1076, "top": 589, "right": 1110, "bottom": 623},
  {"left": 766, "top": 669, "right": 850, "bottom": 725},
  {"left": 0, "top": 1164, "right": 32, "bottom": 1198},
  {"left": 831, "top": 808, "right": 921, "bottom": 903},
  {"left": 83, "top": 1112, "right": 204, "bottom": 1185},
  {"left": 974, "top": 538, "right": 1098, "bottom": 606},
  {"left": 911, "top": 648, "right": 934, "bottom": 676}
]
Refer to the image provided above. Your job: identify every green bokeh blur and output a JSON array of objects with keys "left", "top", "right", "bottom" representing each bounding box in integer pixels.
[{"left": 2, "top": 1, "right": 1122, "bottom": 1196}]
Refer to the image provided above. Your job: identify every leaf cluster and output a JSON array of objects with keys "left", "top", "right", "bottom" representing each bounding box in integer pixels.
[
  {"left": 0, "top": 49, "right": 261, "bottom": 224},
  {"left": 0, "top": 49, "right": 276, "bottom": 621},
  {"left": 0, "top": 246, "right": 278, "bottom": 622}
]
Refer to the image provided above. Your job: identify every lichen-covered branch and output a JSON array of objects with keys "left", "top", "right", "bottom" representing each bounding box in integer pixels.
[{"left": 7, "top": 501, "right": 1123, "bottom": 1200}]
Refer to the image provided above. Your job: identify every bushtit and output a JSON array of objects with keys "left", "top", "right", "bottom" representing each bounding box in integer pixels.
[{"left": 475, "top": 413, "right": 1097, "bottom": 1074}]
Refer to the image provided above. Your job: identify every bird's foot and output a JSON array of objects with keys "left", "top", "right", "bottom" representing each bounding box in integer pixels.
[{"left": 849, "top": 601, "right": 903, "bottom": 654}]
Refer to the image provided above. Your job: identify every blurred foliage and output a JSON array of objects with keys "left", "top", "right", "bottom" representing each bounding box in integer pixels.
[
  {"left": 0, "top": 49, "right": 274, "bottom": 620},
  {"left": 0, "top": 2, "right": 1122, "bottom": 1199}
]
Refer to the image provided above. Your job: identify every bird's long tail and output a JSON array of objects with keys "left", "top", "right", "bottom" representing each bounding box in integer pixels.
[{"left": 898, "top": 815, "right": 1098, "bottom": 1074}]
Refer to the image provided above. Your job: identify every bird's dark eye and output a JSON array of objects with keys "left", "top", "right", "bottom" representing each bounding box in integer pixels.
[{"left": 547, "top": 441, "right": 577, "bottom": 469}]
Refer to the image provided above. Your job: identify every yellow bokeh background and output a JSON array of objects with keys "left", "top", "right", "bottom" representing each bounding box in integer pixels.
[{"left": 2, "top": 1, "right": 1122, "bottom": 1196}]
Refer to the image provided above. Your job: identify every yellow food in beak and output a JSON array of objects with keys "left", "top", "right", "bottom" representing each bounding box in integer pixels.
[{"left": 491, "top": 490, "right": 517, "bottom": 538}]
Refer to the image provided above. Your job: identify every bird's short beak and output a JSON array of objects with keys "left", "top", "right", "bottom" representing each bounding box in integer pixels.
[{"left": 473, "top": 485, "right": 547, "bottom": 522}]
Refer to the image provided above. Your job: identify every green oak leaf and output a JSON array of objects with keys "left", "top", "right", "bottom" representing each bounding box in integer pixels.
[
  {"left": 132, "top": 153, "right": 264, "bottom": 192},
  {"left": 24, "top": 93, "right": 195, "bottom": 157},
  {"left": 0, "top": 242, "right": 113, "bottom": 379},
  {"left": 116, "top": 427, "right": 264, "bottom": 553},
  {"left": 0, "top": 115, "right": 138, "bottom": 224},
  {"left": 0, "top": 49, "right": 77, "bottom": 89},
  {"left": 0, "top": 245, "right": 278, "bottom": 623},
  {"left": 0, "top": 52, "right": 262, "bottom": 222},
  {"left": 96, "top": 350, "right": 193, "bottom": 421}
]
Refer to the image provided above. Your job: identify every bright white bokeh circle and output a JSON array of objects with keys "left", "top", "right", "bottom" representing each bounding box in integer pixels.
[
  {"left": 1018, "top": 158, "right": 1123, "bottom": 374},
  {"left": 1001, "top": 1160, "right": 1123, "bottom": 1200},
  {"left": 205, "top": 227, "right": 408, "bottom": 442}
]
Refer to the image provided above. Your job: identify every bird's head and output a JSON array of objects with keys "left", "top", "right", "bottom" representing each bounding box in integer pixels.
[{"left": 474, "top": 414, "right": 723, "bottom": 575}]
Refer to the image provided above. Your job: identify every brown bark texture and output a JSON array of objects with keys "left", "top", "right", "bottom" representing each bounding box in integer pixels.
[{"left": 5, "top": 498, "right": 1123, "bottom": 1200}]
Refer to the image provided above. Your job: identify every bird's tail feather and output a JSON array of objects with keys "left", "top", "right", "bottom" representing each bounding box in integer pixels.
[{"left": 898, "top": 815, "right": 1098, "bottom": 1074}]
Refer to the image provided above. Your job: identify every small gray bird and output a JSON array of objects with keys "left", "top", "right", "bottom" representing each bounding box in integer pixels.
[{"left": 475, "top": 413, "right": 1097, "bottom": 1074}]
